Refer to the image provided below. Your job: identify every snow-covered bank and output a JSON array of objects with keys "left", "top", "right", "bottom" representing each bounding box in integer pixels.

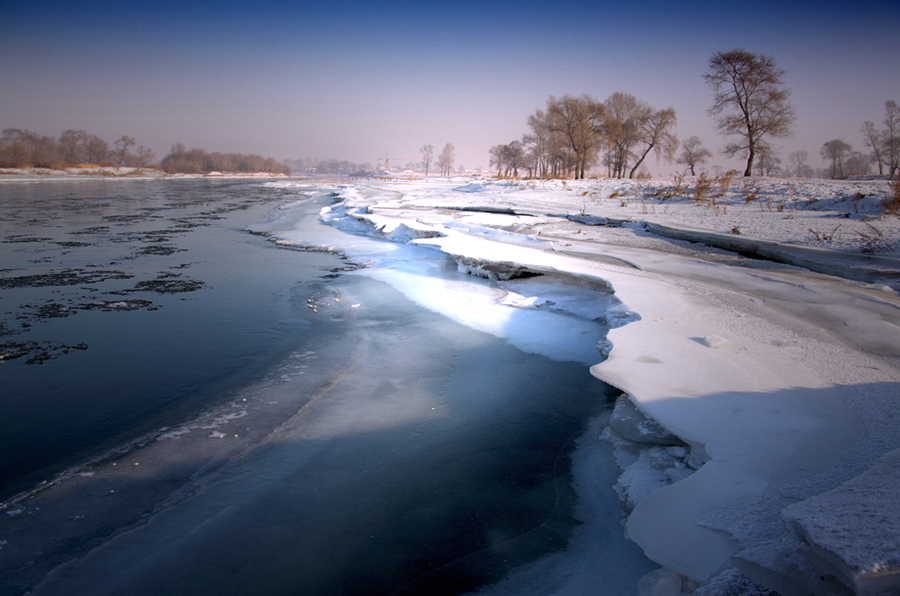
[{"left": 290, "top": 176, "right": 900, "bottom": 595}]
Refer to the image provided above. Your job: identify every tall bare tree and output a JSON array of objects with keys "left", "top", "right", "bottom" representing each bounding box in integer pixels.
[
  {"left": 524, "top": 110, "right": 555, "bottom": 178},
  {"left": 85, "top": 135, "right": 108, "bottom": 164},
  {"left": 114, "top": 135, "right": 136, "bottom": 166},
  {"left": 603, "top": 92, "right": 647, "bottom": 178},
  {"left": 547, "top": 94, "right": 605, "bottom": 179},
  {"left": 489, "top": 144, "right": 507, "bottom": 177},
  {"left": 821, "top": 139, "right": 852, "bottom": 179},
  {"left": 628, "top": 107, "right": 677, "bottom": 178},
  {"left": 59, "top": 129, "right": 87, "bottom": 164},
  {"left": 676, "top": 136, "right": 712, "bottom": 175},
  {"left": 437, "top": 142, "right": 455, "bottom": 176},
  {"left": 884, "top": 100, "right": 900, "bottom": 179},
  {"left": 503, "top": 140, "right": 525, "bottom": 177},
  {"left": 529, "top": 108, "right": 569, "bottom": 177},
  {"left": 861, "top": 121, "right": 885, "bottom": 177},
  {"left": 754, "top": 147, "right": 781, "bottom": 176},
  {"left": 420, "top": 144, "right": 434, "bottom": 176},
  {"left": 787, "top": 150, "right": 812, "bottom": 178},
  {"left": 704, "top": 49, "right": 796, "bottom": 176}
]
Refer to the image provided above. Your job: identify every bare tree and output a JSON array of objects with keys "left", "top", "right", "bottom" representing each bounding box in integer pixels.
[
  {"left": 135, "top": 145, "right": 156, "bottom": 167},
  {"left": 676, "top": 136, "right": 712, "bottom": 175},
  {"left": 502, "top": 140, "right": 525, "bottom": 177},
  {"left": 628, "top": 107, "right": 677, "bottom": 178},
  {"left": 845, "top": 151, "right": 872, "bottom": 177},
  {"left": 704, "top": 49, "right": 796, "bottom": 176},
  {"left": 0, "top": 129, "right": 59, "bottom": 167},
  {"left": 85, "top": 135, "right": 108, "bottom": 164},
  {"left": 603, "top": 92, "right": 647, "bottom": 178},
  {"left": 547, "top": 94, "right": 606, "bottom": 179},
  {"left": 31, "top": 133, "right": 60, "bottom": 167},
  {"left": 59, "top": 129, "right": 87, "bottom": 164},
  {"left": 114, "top": 135, "right": 136, "bottom": 166},
  {"left": 884, "top": 100, "right": 900, "bottom": 179},
  {"left": 489, "top": 144, "right": 507, "bottom": 177},
  {"left": 524, "top": 110, "right": 555, "bottom": 177},
  {"left": 420, "top": 144, "right": 434, "bottom": 176},
  {"left": 821, "top": 139, "right": 852, "bottom": 179},
  {"left": 524, "top": 108, "right": 569, "bottom": 178},
  {"left": 437, "top": 142, "right": 455, "bottom": 176},
  {"left": 600, "top": 93, "right": 677, "bottom": 178},
  {"left": 861, "top": 121, "right": 885, "bottom": 177},
  {"left": 1, "top": 129, "right": 31, "bottom": 167},
  {"left": 787, "top": 150, "right": 813, "bottom": 178},
  {"left": 754, "top": 147, "right": 782, "bottom": 176}
]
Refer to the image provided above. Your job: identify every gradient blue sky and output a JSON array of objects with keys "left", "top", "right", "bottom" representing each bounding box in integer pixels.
[{"left": 2, "top": 0, "right": 898, "bottom": 173}]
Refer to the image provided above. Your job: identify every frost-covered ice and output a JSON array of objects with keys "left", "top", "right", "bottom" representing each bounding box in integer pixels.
[{"left": 291, "top": 176, "right": 900, "bottom": 595}]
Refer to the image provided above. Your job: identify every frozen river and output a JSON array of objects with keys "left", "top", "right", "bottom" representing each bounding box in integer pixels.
[{"left": 0, "top": 179, "right": 652, "bottom": 595}]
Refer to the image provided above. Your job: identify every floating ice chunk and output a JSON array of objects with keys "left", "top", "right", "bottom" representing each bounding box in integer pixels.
[
  {"left": 603, "top": 425, "right": 703, "bottom": 513},
  {"left": 498, "top": 291, "right": 541, "bottom": 309},
  {"left": 608, "top": 394, "right": 683, "bottom": 446}
]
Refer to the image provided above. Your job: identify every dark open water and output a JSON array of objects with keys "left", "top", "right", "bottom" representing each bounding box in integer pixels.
[
  {"left": 0, "top": 179, "right": 651, "bottom": 596},
  {"left": 0, "top": 178, "right": 341, "bottom": 499}
]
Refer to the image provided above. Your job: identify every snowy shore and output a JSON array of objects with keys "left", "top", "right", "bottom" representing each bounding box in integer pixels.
[{"left": 287, "top": 176, "right": 900, "bottom": 596}]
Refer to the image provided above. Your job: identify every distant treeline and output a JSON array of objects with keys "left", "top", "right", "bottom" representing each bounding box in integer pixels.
[
  {"left": 284, "top": 158, "right": 374, "bottom": 175},
  {"left": 1, "top": 128, "right": 156, "bottom": 169},
  {"left": 161, "top": 144, "right": 289, "bottom": 175},
  {"left": 0, "top": 128, "right": 289, "bottom": 175}
]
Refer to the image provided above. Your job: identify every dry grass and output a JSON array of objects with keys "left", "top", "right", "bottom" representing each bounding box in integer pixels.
[
  {"left": 717, "top": 170, "right": 739, "bottom": 195},
  {"left": 809, "top": 225, "right": 842, "bottom": 242},
  {"left": 693, "top": 173, "right": 724, "bottom": 215},
  {"left": 740, "top": 180, "right": 758, "bottom": 214},
  {"left": 858, "top": 222, "right": 893, "bottom": 252},
  {"left": 694, "top": 173, "right": 712, "bottom": 201},
  {"left": 884, "top": 178, "right": 900, "bottom": 215}
]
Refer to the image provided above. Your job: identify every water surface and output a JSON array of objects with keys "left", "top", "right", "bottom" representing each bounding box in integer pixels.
[{"left": 0, "top": 179, "right": 652, "bottom": 596}]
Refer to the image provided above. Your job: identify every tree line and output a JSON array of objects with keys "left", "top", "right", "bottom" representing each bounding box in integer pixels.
[
  {"left": 489, "top": 93, "right": 677, "bottom": 180},
  {"left": 821, "top": 101, "right": 900, "bottom": 179},
  {"left": 0, "top": 128, "right": 290, "bottom": 175},
  {"left": 1, "top": 129, "right": 156, "bottom": 169},
  {"left": 160, "top": 144, "right": 289, "bottom": 175},
  {"left": 419, "top": 143, "right": 455, "bottom": 176},
  {"left": 490, "top": 48, "right": 897, "bottom": 180},
  {"left": 490, "top": 49, "right": 798, "bottom": 180}
]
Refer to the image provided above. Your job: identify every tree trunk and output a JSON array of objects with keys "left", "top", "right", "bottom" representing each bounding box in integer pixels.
[
  {"left": 629, "top": 144, "right": 654, "bottom": 178},
  {"left": 744, "top": 146, "right": 755, "bottom": 177}
]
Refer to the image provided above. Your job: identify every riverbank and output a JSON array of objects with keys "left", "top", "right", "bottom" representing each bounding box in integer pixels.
[
  {"left": 0, "top": 166, "right": 289, "bottom": 180},
  {"left": 302, "top": 176, "right": 900, "bottom": 596}
]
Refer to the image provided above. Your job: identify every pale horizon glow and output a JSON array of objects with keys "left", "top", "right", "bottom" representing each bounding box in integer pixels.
[{"left": 2, "top": 0, "right": 898, "bottom": 174}]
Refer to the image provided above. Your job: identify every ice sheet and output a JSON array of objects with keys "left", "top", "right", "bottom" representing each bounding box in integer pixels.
[{"left": 301, "top": 178, "right": 900, "bottom": 592}]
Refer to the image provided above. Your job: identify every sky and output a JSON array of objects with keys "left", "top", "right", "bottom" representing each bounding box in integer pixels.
[{"left": 2, "top": 0, "right": 899, "bottom": 174}]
